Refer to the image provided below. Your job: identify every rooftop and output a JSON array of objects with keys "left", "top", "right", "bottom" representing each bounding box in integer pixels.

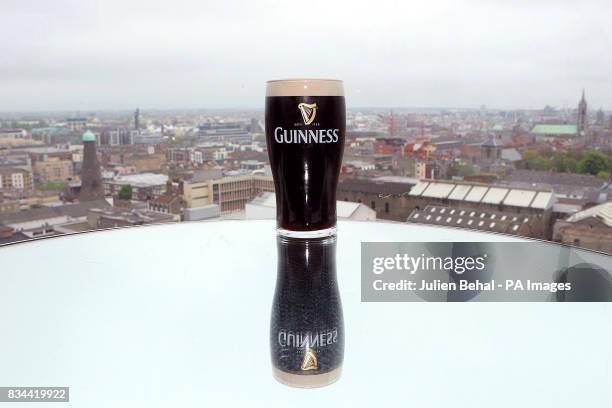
[
  {"left": 409, "top": 180, "right": 554, "bottom": 209},
  {"left": 0, "top": 199, "right": 111, "bottom": 225},
  {"left": 408, "top": 205, "right": 531, "bottom": 235},
  {"left": 531, "top": 124, "right": 577, "bottom": 135},
  {"left": 338, "top": 178, "right": 415, "bottom": 195},
  {"left": 82, "top": 130, "right": 96, "bottom": 142},
  {"left": 566, "top": 202, "right": 612, "bottom": 227},
  {"left": 112, "top": 173, "right": 168, "bottom": 187},
  {"left": 502, "top": 169, "right": 607, "bottom": 189}
]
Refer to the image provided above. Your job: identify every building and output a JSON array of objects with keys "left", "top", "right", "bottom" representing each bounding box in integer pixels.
[
  {"left": 147, "top": 180, "right": 185, "bottom": 220},
  {"left": 240, "top": 160, "right": 266, "bottom": 171},
  {"left": 0, "top": 129, "right": 29, "bottom": 145},
  {"left": 104, "top": 173, "right": 168, "bottom": 201},
  {"left": 0, "top": 194, "right": 19, "bottom": 214},
  {"left": 2, "top": 189, "right": 60, "bottom": 210},
  {"left": 183, "top": 204, "right": 220, "bottom": 221},
  {"left": 88, "top": 207, "right": 174, "bottom": 229},
  {"left": 134, "top": 108, "right": 140, "bottom": 130},
  {"left": 66, "top": 118, "right": 87, "bottom": 131},
  {"left": 0, "top": 199, "right": 110, "bottom": 239},
  {"left": 481, "top": 134, "right": 502, "bottom": 163},
  {"left": 197, "top": 123, "right": 252, "bottom": 144},
  {"left": 500, "top": 169, "right": 607, "bottom": 202},
  {"left": 33, "top": 159, "right": 74, "bottom": 183},
  {"left": 245, "top": 192, "right": 376, "bottom": 221},
  {"left": 181, "top": 173, "right": 274, "bottom": 213},
  {"left": 0, "top": 168, "right": 34, "bottom": 191},
  {"left": 407, "top": 180, "right": 555, "bottom": 239},
  {"left": 531, "top": 124, "right": 578, "bottom": 141},
  {"left": 553, "top": 202, "right": 612, "bottom": 253},
  {"left": 577, "top": 90, "right": 588, "bottom": 135},
  {"left": 408, "top": 205, "right": 532, "bottom": 236},
  {"left": 99, "top": 128, "right": 138, "bottom": 146},
  {"left": 79, "top": 130, "right": 105, "bottom": 201},
  {"left": 338, "top": 178, "right": 416, "bottom": 221}
]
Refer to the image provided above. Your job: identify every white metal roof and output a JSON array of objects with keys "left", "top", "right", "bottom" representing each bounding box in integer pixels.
[
  {"left": 407, "top": 180, "right": 554, "bottom": 209},
  {"left": 464, "top": 186, "right": 489, "bottom": 202},
  {"left": 481, "top": 187, "right": 509, "bottom": 204},
  {"left": 408, "top": 181, "right": 430, "bottom": 196},
  {"left": 448, "top": 184, "right": 472, "bottom": 201},
  {"left": 566, "top": 202, "right": 612, "bottom": 227},
  {"left": 114, "top": 173, "right": 168, "bottom": 187},
  {"left": 421, "top": 182, "right": 455, "bottom": 199},
  {"left": 503, "top": 189, "right": 536, "bottom": 207},
  {"left": 530, "top": 191, "right": 554, "bottom": 209}
]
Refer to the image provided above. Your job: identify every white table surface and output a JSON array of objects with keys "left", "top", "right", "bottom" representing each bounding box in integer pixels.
[{"left": 0, "top": 220, "right": 610, "bottom": 407}]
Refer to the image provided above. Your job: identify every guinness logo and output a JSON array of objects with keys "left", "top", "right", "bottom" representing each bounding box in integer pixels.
[
  {"left": 298, "top": 103, "right": 318, "bottom": 125},
  {"left": 300, "top": 347, "right": 318, "bottom": 371}
]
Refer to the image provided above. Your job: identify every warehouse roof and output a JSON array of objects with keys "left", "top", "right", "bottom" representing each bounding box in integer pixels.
[{"left": 409, "top": 180, "right": 554, "bottom": 209}]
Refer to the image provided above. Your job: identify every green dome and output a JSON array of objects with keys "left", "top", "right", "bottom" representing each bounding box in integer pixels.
[{"left": 82, "top": 130, "right": 96, "bottom": 142}]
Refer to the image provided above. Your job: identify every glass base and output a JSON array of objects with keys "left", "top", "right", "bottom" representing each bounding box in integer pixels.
[
  {"left": 276, "top": 226, "right": 337, "bottom": 239},
  {"left": 272, "top": 366, "right": 342, "bottom": 388}
]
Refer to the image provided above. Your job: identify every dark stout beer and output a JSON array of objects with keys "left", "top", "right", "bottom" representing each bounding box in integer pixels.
[
  {"left": 270, "top": 235, "right": 344, "bottom": 387},
  {"left": 266, "top": 79, "right": 346, "bottom": 387},
  {"left": 265, "top": 79, "right": 346, "bottom": 237}
]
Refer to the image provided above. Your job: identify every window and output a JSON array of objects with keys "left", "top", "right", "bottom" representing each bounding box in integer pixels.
[
  {"left": 371, "top": 201, "right": 375, "bottom": 210},
  {"left": 385, "top": 203, "right": 389, "bottom": 213}
]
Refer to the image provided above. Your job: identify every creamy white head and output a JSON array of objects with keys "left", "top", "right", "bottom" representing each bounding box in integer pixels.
[{"left": 266, "top": 79, "right": 344, "bottom": 97}]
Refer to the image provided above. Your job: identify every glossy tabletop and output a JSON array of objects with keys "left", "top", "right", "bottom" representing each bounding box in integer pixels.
[{"left": 0, "top": 220, "right": 610, "bottom": 407}]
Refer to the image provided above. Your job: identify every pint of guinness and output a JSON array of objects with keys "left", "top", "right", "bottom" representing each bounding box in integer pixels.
[
  {"left": 265, "top": 79, "right": 346, "bottom": 238},
  {"left": 266, "top": 79, "right": 345, "bottom": 387},
  {"left": 270, "top": 235, "right": 344, "bottom": 388}
]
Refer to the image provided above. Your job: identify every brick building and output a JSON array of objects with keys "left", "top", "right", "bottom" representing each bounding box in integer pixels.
[
  {"left": 406, "top": 180, "right": 555, "bottom": 239},
  {"left": 553, "top": 202, "right": 612, "bottom": 253},
  {"left": 33, "top": 159, "right": 74, "bottom": 183},
  {"left": 338, "top": 178, "right": 416, "bottom": 221}
]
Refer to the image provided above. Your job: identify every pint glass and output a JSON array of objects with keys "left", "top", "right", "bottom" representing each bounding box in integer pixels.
[{"left": 265, "top": 79, "right": 346, "bottom": 238}]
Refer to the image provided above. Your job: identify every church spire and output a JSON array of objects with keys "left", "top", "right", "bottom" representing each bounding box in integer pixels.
[{"left": 577, "top": 89, "right": 588, "bottom": 135}]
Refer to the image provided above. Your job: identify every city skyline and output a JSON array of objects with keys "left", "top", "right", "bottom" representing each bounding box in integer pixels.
[{"left": 2, "top": 0, "right": 612, "bottom": 111}]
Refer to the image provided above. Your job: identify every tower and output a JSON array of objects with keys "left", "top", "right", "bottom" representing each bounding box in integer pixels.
[
  {"left": 577, "top": 90, "right": 587, "bottom": 134},
  {"left": 79, "top": 130, "right": 104, "bottom": 202},
  {"left": 134, "top": 108, "right": 140, "bottom": 130},
  {"left": 481, "top": 134, "right": 501, "bottom": 163}
]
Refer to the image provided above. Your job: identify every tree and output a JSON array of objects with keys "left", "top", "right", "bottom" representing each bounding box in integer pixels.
[
  {"left": 577, "top": 151, "right": 610, "bottom": 175},
  {"left": 448, "top": 163, "right": 476, "bottom": 178},
  {"left": 118, "top": 184, "right": 133, "bottom": 200},
  {"left": 522, "top": 150, "right": 550, "bottom": 171},
  {"left": 597, "top": 170, "right": 610, "bottom": 180}
]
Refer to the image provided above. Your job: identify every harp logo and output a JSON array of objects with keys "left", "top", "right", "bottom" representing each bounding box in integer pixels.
[
  {"left": 301, "top": 348, "right": 318, "bottom": 371},
  {"left": 298, "top": 102, "right": 318, "bottom": 125}
]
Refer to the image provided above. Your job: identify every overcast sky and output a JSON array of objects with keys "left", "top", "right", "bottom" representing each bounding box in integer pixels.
[{"left": 2, "top": 0, "right": 612, "bottom": 111}]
